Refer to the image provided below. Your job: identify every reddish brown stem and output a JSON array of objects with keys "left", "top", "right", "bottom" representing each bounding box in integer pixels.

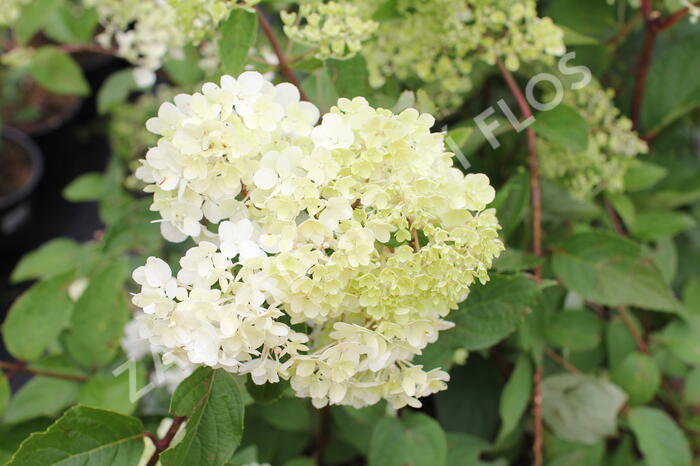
[
  {"left": 532, "top": 368, "right": 544, "bottom": 466},
  {"left": 145, "top": 416, "right": 186, "bottom": 466},
  {"left": 545, "top": 348, "right": 581, "bottom": 375},
  {"left": 255, "top": 7, "right": 309, "bottom": 101},
  {"left": 605, "top": 200, "right": 627, "bottom": 236},
  {"left": 495, "top": 58, "right": 542, "bottom": 280},
  {"left": 57, "top": 44, "right": 117, "bottom": 55},
  {"left": 312, "top": 407, "right": 330, "bottom": 466},
  {"left": 0, "top": 360, "right": 87, "bottom": 382}
]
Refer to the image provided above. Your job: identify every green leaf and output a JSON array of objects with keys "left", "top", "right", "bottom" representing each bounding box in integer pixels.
[
  {"left": 627, "top": 407, "right": 692, "bottom": 466},
  {"left": 533, "top": 105, "right": 589, "bottom": 153},
  {"left": 28, "top": 46, "right": 90, "bottom": 96},
  {"left": 493, "top": 249, "right": 544, "bottom": 273},
  {"left": 3, "top": 377, "right": 81, "bottom": 423},
  {"left": 78, "top": 364, "right": 145, "bottom": 415},
  {"left": 624, "top": 160, "right": 668, "bottom": 192},
  {"left": 11, "top": 238, "right": 81, "bottom": 283},
  {"left": 7, "top": 406, "right": 145, "bottom": 466},
  {"left": 611, "top": 352, "right": 660, "bottom": 405},
  {"left": 331, "top": 404, "right": 387, "bottom": 454},
  {"left": 245, "top": 378, "right": 289, "bottom": 405},
  {"left": 542, "top": 374, "right": 626, "bottom": 445},
  {"left": 545, "top": 436, "right": 606, "bottom": 466},
  {"left": 97, "top": 70, "right": 137, "bottom": 115},
  {"left": 44, "top": 2, "right": 99, "bottom": 44},
  {"left": 541, "top": 179, "right": 600, "bottom": 221},
  {"left": 163, "top": 44, "right": 205, "bottom": 86},
  {"left": 218, "top": 9, "right": 258, "bottom": 76},
  {"left": 328, "top": 55, "right": 370, "bottom": 99},
  {"left": 446, "top": 433, "right": 506, "bottom": 466},
  {"left": 496, "top": 355, "right": 532, "bottom": 442},
  {"left": 629, "top": 210, "right": 696, "bottom": 241},
  {"left": 15, "top": 0, "right": 62, "bottom": 44},
  {"left": 683, "top": 365, "right": 700, "bottom": 405},
  {"left": 552, "top": 231, "right": 682, "bottom": 312},
  {"left": 252, "top": 398, "right": 310, "bottom": 432},
  {"left": 63, "top": 173, "right": 105, "bottom": 202},
  {"left": 442, "top": 275, "right": 550, "bottom": 351},
  {"left": 0, "top": 419, "right": 53, "bottom": 464},
  {"left": 0, "top": 373, "right": 9, "bottom": 417},
  {"left": 546, "top": 309, "right": 603, "bottom": 351},
  {"left": 490, "top": 173, "right": 530, "bottom": 239},
  {"left": 161, "top": 367, "right": 245, "bottom": 466},
  {"left": 369, "top": 412, "right": 447, "bottom": 466},
  {"left": 2, "top": 273, "right": 74, "bottom": 360},
  {"left": 62, "top": 261, "right": 129, "bottom": 369},
  {"left": 605, "top": 317, "right": 640, "bottom": 371},
  {"left": 546, "top": 0, "right": 617, "bottom": 41},
  {"left": 641, "top": 28, "right": 700, "bottom": 134}
]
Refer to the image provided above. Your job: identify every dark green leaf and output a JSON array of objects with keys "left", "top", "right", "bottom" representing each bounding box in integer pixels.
[
  {"left": 328, "top": 55, "right": 370, "bottom": 99},
  {"left": 7, "top": 406, "right": 145, "bottom": 465},
  {"left": 552, "top": 231, "right": 682, "bottom": 312},
  {"left": 161, "top": 367, "right": 245, "bottom": 466},
  {"left": 546, "top": 309, "right": 603, "bottom": 351},
  {"left": 496, "top": 355, "right": 532, "bottom": 442},
  {"left": 218, "top": 9, "right": 258, "bottom": 76},
  {"left": 369, "top": 412, "right": 447, "bottom": 466},
  {"left": 629, "top": 210, "right": 696, "bottom": 241},
  {"left": 44, "top": 2, "right": 98, "bottom": 44}
]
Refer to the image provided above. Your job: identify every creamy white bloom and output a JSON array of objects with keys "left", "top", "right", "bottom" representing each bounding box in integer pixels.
[{"left": 133, "top": 73, "right": 504, "bottom": 409}]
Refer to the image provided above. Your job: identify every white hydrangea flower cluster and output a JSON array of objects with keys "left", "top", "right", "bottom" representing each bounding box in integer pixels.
[
  {"left": 362, "top": 0, "right": 564, "bottom": 111},
  {"left": 132, "top": 72, "right": 504, "bottom": 409},
  {"left": 0, "top": 0, "right": 29, "bottom": 26},
  {"left": 540, "top": 80, "right": 648, "bottom": 199},
  {"left": 281, "top": 1, "right": 378, "bottom": 60}
]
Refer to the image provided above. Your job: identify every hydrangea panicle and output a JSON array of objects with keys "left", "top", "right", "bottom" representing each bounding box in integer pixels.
[{"left": 132, "top": 72, "right": 504, "bottom": 409}]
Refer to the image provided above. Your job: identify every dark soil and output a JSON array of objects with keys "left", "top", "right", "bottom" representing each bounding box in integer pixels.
[{"left": 0, "top": 137, "right": 33, "bottom": 199}]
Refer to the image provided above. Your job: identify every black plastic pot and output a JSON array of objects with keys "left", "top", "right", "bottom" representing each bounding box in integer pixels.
[{"left": 0, "top": 126, "right": 44, "bottom": 238}]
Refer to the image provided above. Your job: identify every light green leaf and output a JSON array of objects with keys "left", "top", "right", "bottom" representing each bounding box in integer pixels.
[
  {"left": 629, "top": 210, "right": 696, "bottom": 241},
  {"left": 15, "top": 0, "right": 62, "bottom": 44},
  {"left": 11, "top": 238, "right": 81, "bottom": 283},
  {"left": 493, "top": 249, "right": 544, "bottom": 273},
  {"left": 552, "top": 231, "right": 682, "bottom": 312},
  {"left": 7, "top": 406, "right": 145, "bottom": 466},
  {"left": 611, "top": 352, "right": 660, "bottom": 405},
  {"left": 78, "top": 364, "right": 145, "bottom": 415},
  {"left": 253, "top": 398, "right": 310, "bottom": 432},
  {"left": 97, "top": 70, "right": 137, "bottom": 115},
  {"left": 542, "top": 374, "right": 626, "bottom": 445},
  {"left": 63, "top": 173, "right": 105, "bottom": 202},
  {"left": 163, "top": 44, "right": 205, "bottom": 86},
  {"left": 28, "top": 46, "right": 90, "bottom": 96},
  {"left": 496, "top": 355, "right": 532, "bottom": 442},
  {"left": 218, "top": 9, "right": 258, "bottom": 76},
  {"left": 3, "top": 377, "right": 81, "bottom": 423},
  {"left": 161, "top": 367, "right": 245, "bottom": 466},
  {"left": 2, "top": 273, "right": 74, "bottom": 360},
  {"left": 683, "top": 366, "right": 700, "bottom": 405},
  {"left": 546, "top": 309, "right": 603, "bottom": 351},
  {"left": 62, "top": 261, "right": 129, "bottom": 369},
  {"left": 624, "top": 160, "right": 668, "bottom": 192},
  {"left": 369, "top": 412, "right": 447, "bottom": 466},
  {"left": 331, "top": 404, "right": 387, "bottom": 454},
  {"left": 44, "top": 2, "right": 99, "bottom": 44},
  {"left": 605, "top": 317, "right": 640, "bottom": 371},
  {"left": 628, "top": 407, "right": 692, "bottom": 466},
  {"left": 533, "top": 105, "right": 589, "bottom": 153}
]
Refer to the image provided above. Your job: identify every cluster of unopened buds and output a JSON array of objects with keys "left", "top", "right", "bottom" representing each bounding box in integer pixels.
[{"left": 130, "top": 71, "right": 503, "bottom": 409}]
